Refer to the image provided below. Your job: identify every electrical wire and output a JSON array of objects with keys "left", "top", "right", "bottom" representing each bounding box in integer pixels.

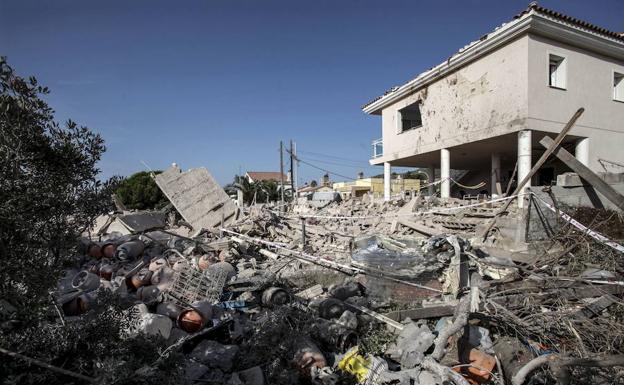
[
  {"left": 298, "top": 156, "right": 378, "bottom": 170},
  {"left": 297, "top": 150, "right": 372, "bottom": 164},
  {"left": 289, "top": 153, "right": 358, "bottom": 181}
]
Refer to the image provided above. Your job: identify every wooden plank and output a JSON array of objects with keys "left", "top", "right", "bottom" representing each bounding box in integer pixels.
[
  {"left": 383, "top": 305, "right": 456, "bottom": 322},
  {"left": 540, "top": 136, "right": 624, "bottom": 210},
  {"left": 344, "top": 301, "right": 404, "bottom": 330},
  {"left": 491, "top": 284, "right": 624, "bottom": 309},
  {"left": 571, "top": 295, "right": 615, "bottom": 320},
  {"left": 398, "top": 218, "right": 438, "bottom": 236},
  {"left": 481, "top": 108, "right": 585, "bottom": 240}
]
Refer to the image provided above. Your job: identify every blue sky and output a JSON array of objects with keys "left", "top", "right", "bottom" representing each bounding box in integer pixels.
[{"left": 2, "top": 0, "right": 623, "bottom": 185}]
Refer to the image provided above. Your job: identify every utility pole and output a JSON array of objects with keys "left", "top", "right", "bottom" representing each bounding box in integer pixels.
[
  {"left": 292, "top": 141, "right": 298, "bottom": 193},
  {"left": 289, "top": 140, "right": 295, "bottom": 198},
  {"left": 279, "top": 141, "right": 285, "bottom": 211}
]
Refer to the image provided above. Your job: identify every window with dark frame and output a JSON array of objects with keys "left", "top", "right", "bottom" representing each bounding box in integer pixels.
[
  {"left": 399, "top": 103, "right": 422, "bottom": 133},
  {"left": 614, "top": 72, "right": 624, "bottom": 102}
]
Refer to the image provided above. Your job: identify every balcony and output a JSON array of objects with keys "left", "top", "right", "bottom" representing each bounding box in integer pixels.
[{"left": 372, "top": 138, "right": 383, "bottom": 159}]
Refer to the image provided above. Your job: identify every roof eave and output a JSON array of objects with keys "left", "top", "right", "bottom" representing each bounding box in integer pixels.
[
  {"left": 362, "top": 12, "right": 624, "bottom": 115},
  {"left": 362, "top": 14, "right": 533, "bottom": 115}
]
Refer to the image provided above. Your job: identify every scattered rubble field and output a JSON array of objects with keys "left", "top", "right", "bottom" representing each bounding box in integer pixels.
[{"left": 51, "top": 166, "right": 624, "bottom": 385}]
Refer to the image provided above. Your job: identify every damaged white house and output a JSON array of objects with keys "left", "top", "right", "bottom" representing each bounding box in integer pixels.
[{"left": 364, "top": 3, "right": 624, "bottom": 205}]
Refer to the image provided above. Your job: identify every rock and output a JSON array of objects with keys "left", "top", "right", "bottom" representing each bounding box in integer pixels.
[
  {"left": 139, "top": 312, "right": 173, "bottom": 339},
  {"left": 190, "top": 340, "right": 239, "bottom": 372},
  {"left": 337, "top": 310, "right": 358, "bottom": 330},
  {"left": 329, "top": 281, "right": 363, "bottom": 301},
  {"left": 387, "top": 322, "right": 435, "bottom": 369},
  {"left": 166, "top": 327, "right": 189, "bottom": 345},
  {"left": 183, "top": 359, "right": 209, "bottom": 384},
  {"left": 156, "top": 301, "right": 182, "bottom": 319},
  {"left": 235, "top": 366, "right": 265, "bottom": 385}
]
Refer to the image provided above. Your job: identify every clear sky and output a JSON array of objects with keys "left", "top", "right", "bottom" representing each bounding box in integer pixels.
[{"left": 2, "top": 0, "right": 623, "bottom": 185}]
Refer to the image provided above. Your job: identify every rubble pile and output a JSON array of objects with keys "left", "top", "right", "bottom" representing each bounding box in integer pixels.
[{"left": 52, "top": 169, "right": 624, "bottom": 385}]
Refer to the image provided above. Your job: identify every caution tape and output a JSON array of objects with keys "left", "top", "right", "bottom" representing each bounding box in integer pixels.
[{"left": 531, "top": 193, "right": 624, "bottom": 254}]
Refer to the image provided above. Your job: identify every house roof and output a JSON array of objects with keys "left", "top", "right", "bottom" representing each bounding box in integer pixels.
[
  {"left": 246, "top": 171, "right": 288, "bottom": 182},
  {"left": 297, "top": 185, "right": 324, "bottom": 193},
  {"left": 522, "top": 3, "right": 624, "bottom": 42},
  {"left": 362, "top": 2, "right": 624, "bottom": 114}
]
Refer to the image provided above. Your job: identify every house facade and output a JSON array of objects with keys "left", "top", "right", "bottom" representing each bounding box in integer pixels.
[
  {"left": 333, "top": 177, "right": 421, "bottom": 199},
  {"left": 364, "top": 3, "right": 624, "bottom": 206}
]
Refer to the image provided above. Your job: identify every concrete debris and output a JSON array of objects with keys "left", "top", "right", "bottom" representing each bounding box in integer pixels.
[
  {"left": 154, "top": 164, "right": 241, "bottom": 230},
  {"left": 45, "top": 165, "right": 624, "bottom": 384}
]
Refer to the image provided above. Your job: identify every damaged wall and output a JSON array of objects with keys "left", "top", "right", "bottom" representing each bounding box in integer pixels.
[
  {"left": 154, "top": 165, "right": 239, "bottom": 230},
  {"left": 377, "top": 35, "right": 529, "bottom": 165}
]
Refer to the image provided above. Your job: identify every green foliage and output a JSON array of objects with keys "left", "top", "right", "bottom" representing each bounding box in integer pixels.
[
  {"left": 0, "top": 58, "right": 182, "bottom": 384},
  {"left": 115, "top": 171, "right": 168, "bottom": 210},
  {"left": 225, "top": 175, "right": 289, "bottom": 205},
  {"left": 0, "top": 57, "right": 117, "bottom": 320},
  {"left": 1, "top": 292, "right": 183, "bottom": 385}
]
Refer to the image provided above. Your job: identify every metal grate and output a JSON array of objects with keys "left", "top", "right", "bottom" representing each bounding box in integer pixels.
[
  {"left": 365, "top": 356, "right": 388, "bottom": 385},
  {"left": 167, "top": 265, "right": 228, "bottom": 307}
]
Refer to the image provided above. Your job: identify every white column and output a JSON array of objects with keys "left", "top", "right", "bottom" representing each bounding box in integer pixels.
[
  {"left": 575, "top": 137, "right": 589, "bottom": 166},
  {"left": 517, "top": 130, "right": 532, "bottom": 208},
  {"left": 491, "top": 153, "right": 501, "bottom": 198},
  {"left": 383, "top": 162, "right": 392, "bottom": 201},
  {"left": 427, "top": 166, "right": 435, "bottom": 196},
  {"left": 440, "top": 148, "right": 450, "bottom": 199},
  {"left": 237, "top": 189, "right": 244, "bottom": 207}
]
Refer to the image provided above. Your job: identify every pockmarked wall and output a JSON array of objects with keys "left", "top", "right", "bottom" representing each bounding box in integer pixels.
[{"left": 377, "top": 36, "right": 530, "bottom": 166}]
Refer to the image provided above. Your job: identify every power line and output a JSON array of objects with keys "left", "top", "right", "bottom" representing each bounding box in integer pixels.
[
  {"left": 297, "top": 150, "right": 371, "bottom": 164},
  {"left": 287, "top": 150, "right": 357, "bottom": 181},
  {"left": 300, "top": 156, "right": 378, "bottom": 170}
]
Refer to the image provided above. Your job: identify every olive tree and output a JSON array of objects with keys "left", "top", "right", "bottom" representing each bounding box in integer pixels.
[{"left": 0, "top": 58, "right": 181, "bottom": 384}]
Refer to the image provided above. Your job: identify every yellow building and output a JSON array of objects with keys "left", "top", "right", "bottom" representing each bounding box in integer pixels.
[{"left": 333, "top": 177, "right": 421, "bottom": 199}]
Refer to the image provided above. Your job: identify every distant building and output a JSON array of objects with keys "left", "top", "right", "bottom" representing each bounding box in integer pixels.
[
  {"left": 296, "top": 184, "right": 333, "bottom": 198},
  {"left": 245, "top": 171, "right": 289, "bottom": 184},
  {"left": 363, "top": 3, "right": 624, "bottom": 206},
  {"left": 333, "top": 174, "right": 421, "bottom": 199}
]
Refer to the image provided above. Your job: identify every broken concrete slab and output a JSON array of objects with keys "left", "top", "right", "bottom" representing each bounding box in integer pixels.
[
  {"left": 155, "top": 164, "right": 240, "bottom": 230},
  {"left": 118, "top": 211, "right": 166, "bottom": 233}
]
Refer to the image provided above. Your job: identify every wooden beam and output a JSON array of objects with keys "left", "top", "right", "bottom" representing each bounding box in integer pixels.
[
  {"left": 398, "top": 219, "right": 438, "bottom": 236},
  {"left": 383, "top": 305, "right": 456, "bottom": 322},
  {"left": 540, "top": 135, "right": 624, "bottom": 210},
  {"left": 481, "top": 108, "right": 585, "bottom": 240}
]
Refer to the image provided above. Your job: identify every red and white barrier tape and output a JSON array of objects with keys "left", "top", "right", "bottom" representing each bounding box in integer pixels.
[{"left": 531, "top": 193, "right": 624, "bottom": 254}]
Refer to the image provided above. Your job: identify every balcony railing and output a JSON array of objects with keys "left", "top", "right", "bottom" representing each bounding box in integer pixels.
[{"left": 372, "top": 138, "right": 383, "bottom": 159}]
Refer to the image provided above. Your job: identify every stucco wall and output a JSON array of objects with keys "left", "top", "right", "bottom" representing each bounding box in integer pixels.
[
  {"left": 378, "top": 36, "right": 529, "bottom": 166},
  {"left": 527, "top": 34, "right": 624, "bottom": 171}
]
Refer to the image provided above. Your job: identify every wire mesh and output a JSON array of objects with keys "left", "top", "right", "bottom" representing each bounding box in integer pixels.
[{"left": 168, "top": 265, "right": 228, "bottom": 306}]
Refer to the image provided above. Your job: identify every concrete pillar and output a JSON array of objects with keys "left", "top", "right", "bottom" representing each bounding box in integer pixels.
[
  {"left": 491, "top": 153, "right": 501, "bottom": 198},
  {"left": 517, "top": 130, "right": 532, "bottom": 208},
  {"left": 575, "top": 137, "right": 589, "bottom": 166},
  {"left": 427, "top": 166, "right": 435, "bottom": 196},
  {"left": 383, "top": 162, "right": 391, "bottom": 201},
  {"left": 237, "top": 189, "right": 244, "bottom": 207},
  {"left": 440, "top": 149, "right": 450, "bottom": 199}
]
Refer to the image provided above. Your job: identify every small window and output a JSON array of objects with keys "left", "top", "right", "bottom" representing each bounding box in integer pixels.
[
  {"left": 548, "top": 54, "right": 566, "bottom": 89},
  {"left": 398, "top": 103, "right": 422, "bottom": 133},
  {"left": 614, "top": 72, "right": 624, "bottom": 102}
]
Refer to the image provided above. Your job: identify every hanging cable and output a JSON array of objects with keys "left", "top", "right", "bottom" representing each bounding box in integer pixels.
[
  {"left": 287, "top": 150, "right": 358, "bottom": 181},
  {"left": 297, "top": 150, "right": 372, "bottom": 164}
]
